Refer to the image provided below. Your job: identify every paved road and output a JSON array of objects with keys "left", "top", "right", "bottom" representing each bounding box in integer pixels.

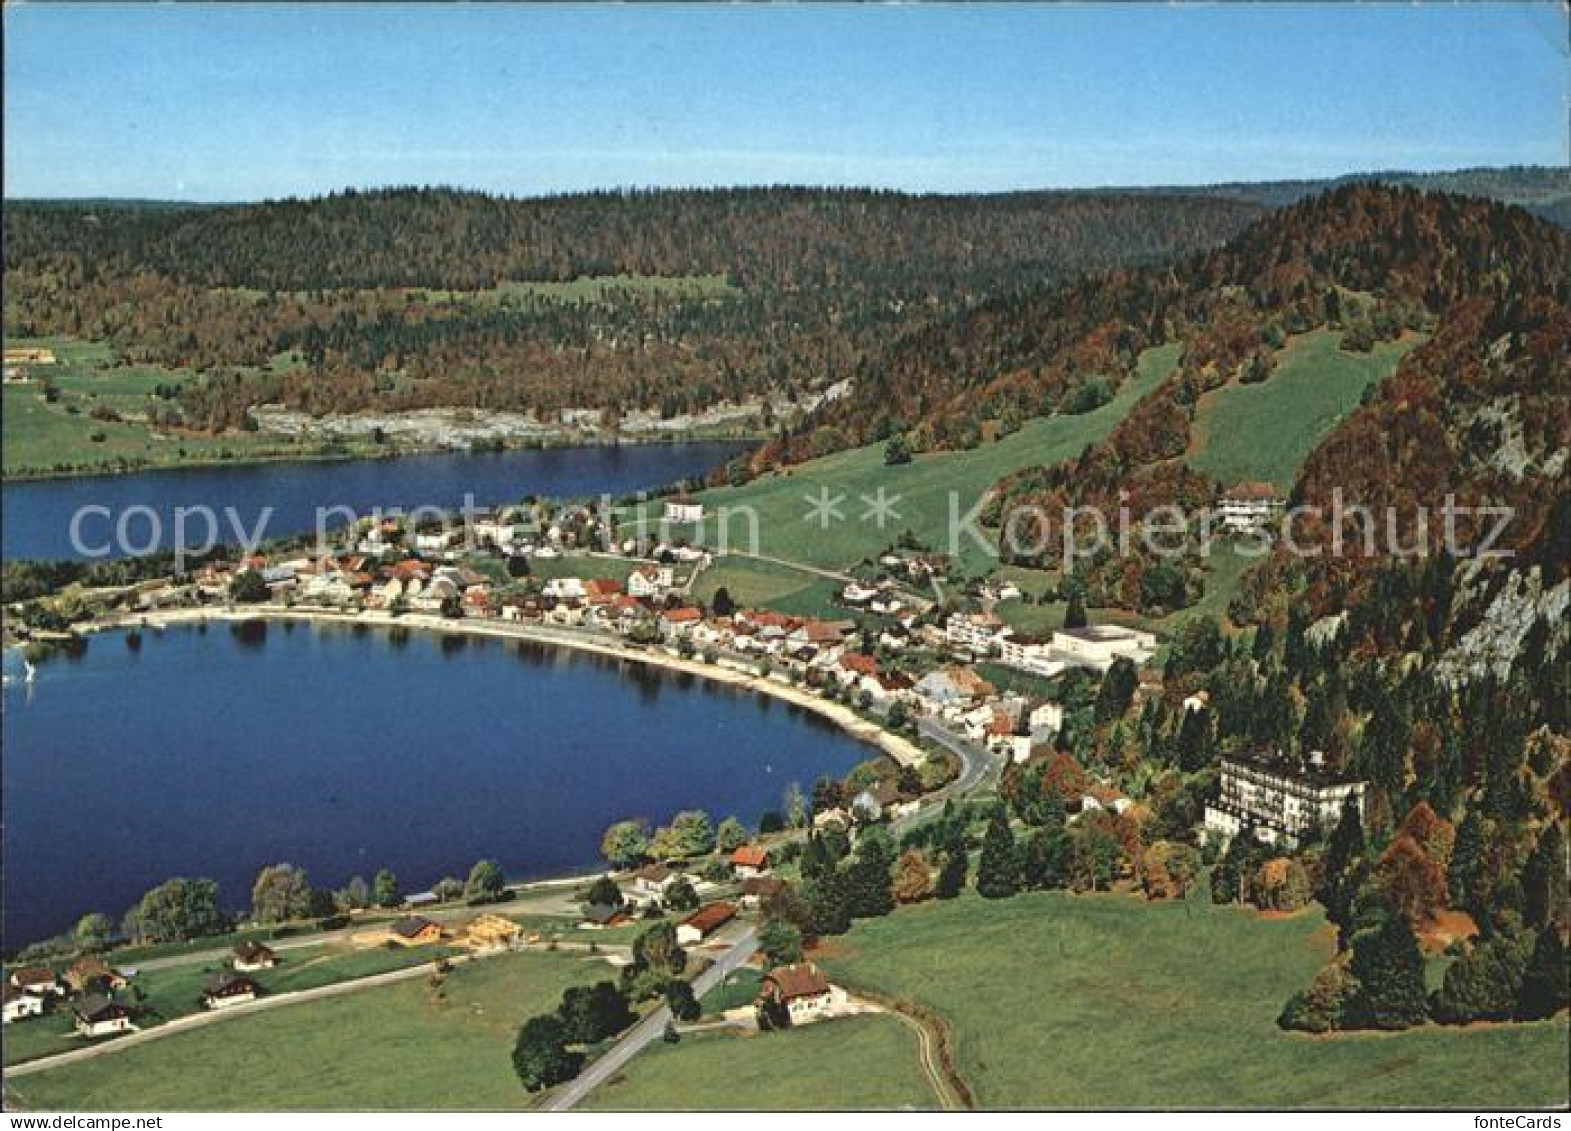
[
  {"left": 916, "top": 717, "right": 998, "bottom": 799},
  {"left": 538, "top": 922, "right": 759, "bottom": 1112}
]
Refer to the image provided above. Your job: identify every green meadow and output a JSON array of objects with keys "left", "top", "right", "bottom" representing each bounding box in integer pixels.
[
  {"left": 690, "top": 556, "right": 845, "bottom": 619},
  {"left": 6, "top": 950, "right": 607, "bottom": 1111},
  {"left": 582, "top": 1013, "right": 936, "bottom": 1111},
  {"left": 1, "top": 943, "right": 459, "bottom": 1067},
  {"left": 667, "top": 343, "right": 1184, "bottom": 575},
  {"left": 818, "top": 890, "right": 1570, "bottom": 1109},
  {"left": 1187, "top": 330, "right": 1419, "bottom": 492},
  {"left": 2, "top": 336, "right": 381, "bottom": 479}
]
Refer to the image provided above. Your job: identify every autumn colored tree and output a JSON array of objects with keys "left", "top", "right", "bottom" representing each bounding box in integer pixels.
[
  {"left": 1398, "top": 801, "right": 1456, "bottom": 872},
  {"left": 1376, "top": 834, "right": 1447, "bottom": 927},
  {"left": 1140, "top": 841, "right": 1200, "bottom": 900},
  {"left": 1040, "top": 752, "right": 1090, "bottom": 807},
  {"left": 1252, "top": 857, "right": 1312, "bottom": 913},
  {"left": 893, "top": 849, "right": 935, "bottom": 904}
]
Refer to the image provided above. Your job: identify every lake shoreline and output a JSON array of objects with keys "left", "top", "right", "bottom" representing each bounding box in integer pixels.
[
  {"left": 93, "top": 605, "right": 926, "bottom": 769},
  {"left": 2, "top": 429, "right": 760, "bottom": 485}
]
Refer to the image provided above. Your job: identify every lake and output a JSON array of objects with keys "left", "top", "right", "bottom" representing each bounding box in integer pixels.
[
  {"left": 0, "top": 441, "right": 747, "bottom": 562},
  {"left": 0, "top": 621, "right": 868, "bottom": 949}
]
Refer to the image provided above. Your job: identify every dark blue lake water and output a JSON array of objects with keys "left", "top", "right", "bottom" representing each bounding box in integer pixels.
[
  {"left": 0, "top": 622, "right": 865, "bottom": 949},
  {"left": 0, "top": 442, "right": 746, "bottom": 562}
]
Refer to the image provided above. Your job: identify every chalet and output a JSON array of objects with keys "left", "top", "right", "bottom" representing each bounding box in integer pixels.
[
  {"left": 1183, "top": 690, "right": 1211, "bottom": 714},
  {"left": 1204, "top": 750, "right": 1366, "bottom": 847},
  {"left": 9, "top": 967, "right": 60, "bottom": 998},
  {"left": 739, "top": 874, "right": 786, "bottom": 910},
  {"left": 1050, "top": 625, "right": 1157, "bottom": 670},
  {"left": 730, "top": 844, "right": 771, "bottom": 878},
  {"left": 579, "top": 903, "right": 632, "bottom": 929},
  {"left": 202, "top": 971, "right": 260, "bottom": 1010},
  {"left": 664, "top": 499, "right": 705, "bottom": 524},
  {"left": 757, "top": 963, "right": 845, "bottom": 1026},
  {"left": 72, "top": 994, "right": 136, "bottom": 1038},
  {"left": 3, "top": 984, "right": 45, "bottom": 1024},
  {"left": 1218, "top": 480, "right": 1285, "bottom": 535},
  {"left": 232, "top": 941, "right": 278, "bottom": 972},
  {"left": 629, "top": 863, "right": 680, "bottom": 904},
  {"left": 65, "top": 957, "right": 127, "bottom": 995},
  {"left": 405, "top": 890, "right": 441, "bottom": 910},
  {"left": 840, "top": 581, "right": 879, "bottom": 607},
  {"left": 389, "top": 915, "right": 443, "bottom": 946},
  {"left": 676, "top": 902, "right": 737, "bottom": 946}
]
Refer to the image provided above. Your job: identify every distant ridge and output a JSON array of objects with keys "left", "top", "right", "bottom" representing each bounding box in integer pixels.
[{"left": 6, "top": 165, "right": 1566, "bottom": 225}]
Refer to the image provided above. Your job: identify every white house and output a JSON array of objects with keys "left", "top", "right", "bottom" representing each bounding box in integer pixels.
[
  {"left": 544, "top": 577, "right": 587, "bottom": 601},
  {"left": 1218, "top": 481, "right": 1285, "bottom": 535},
  {"left": 628, "top": 864, "right": 680, "bottom": 905},
  {"left": 2, "top": 985, "right": 44, "bottom": 1024},
  {"left": 1204, "top": 750, "right": 1366, "bottom": 847},
  {"left": 663, "top": 500, "right": 705, "bottom": 525},
  {"left": 1025, "top": 701, "right": 1064, "bottom": 755},
  {"left": 841, "top": 582, "right": 879, "bottom": 606},
  {"left": 201, "top": 972, "right": 260, "bottom": 1010},
  {"left": 72, "top": 995, "right": 137, "bottom": 1038},
  {"left": 627, "top": 563, "right": 675, "bottom": 599},
  {"left": 757, "top": 963, "right": 847, "bottom": 1026},
  {"left": 9, "top": 968, "right": 61, "bottom": 998},
  {"left": 232, "top": 942, "right": 278, "bottom": 972}
]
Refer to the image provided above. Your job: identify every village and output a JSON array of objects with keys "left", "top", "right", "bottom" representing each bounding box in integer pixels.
[{"left": 4, "top": 486, "right": 1385, "bottom": 1098}]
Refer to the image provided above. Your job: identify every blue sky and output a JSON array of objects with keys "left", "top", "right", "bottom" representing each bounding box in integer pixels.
[{"left": 4, "top": 3, "right": 1566, "bottom": 200}]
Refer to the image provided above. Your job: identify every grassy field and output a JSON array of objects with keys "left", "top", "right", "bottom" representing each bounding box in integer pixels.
[
  {"left": 816, "top": 890, "right": 1569, "bottom": 1109},
  {"left": 421, "top": 274, "right": 739, "bottom": 306},
  {"left": 582, "top": 1013, "right": 936, "bottom": 1111},
  {"left": 6, "top": 950, "right": 608, "bottom": 1111},
  {"left": 1, "top": 942, "right": 461, "bottom": 1067},
  {"left": 1187, "top": 330, "right": 1419, "bottom": 492},
  {"left": 657, "top": 344, "right": 1183, "bottom": 575},
  {"left": 690, "top": 555, "right": 845, "bottom": 619},
  {"left": 2, "top": 336, "right": 383, "bottom": 478}
]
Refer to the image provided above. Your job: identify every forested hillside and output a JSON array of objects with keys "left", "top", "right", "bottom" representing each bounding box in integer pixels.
[{"left": 2, "top": 188, "right": 1256, "bottom": 429}]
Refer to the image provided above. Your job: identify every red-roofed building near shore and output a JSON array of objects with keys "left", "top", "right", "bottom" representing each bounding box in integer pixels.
[
  {"left": 730, "top": 844, "right": 771, "bottom": 878},
  {"left": 676, "top": 902, "right": 737, "bottom": 945},
  {"left": 1219, "top": 480, "right": 1285, "bottom": 535}
]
